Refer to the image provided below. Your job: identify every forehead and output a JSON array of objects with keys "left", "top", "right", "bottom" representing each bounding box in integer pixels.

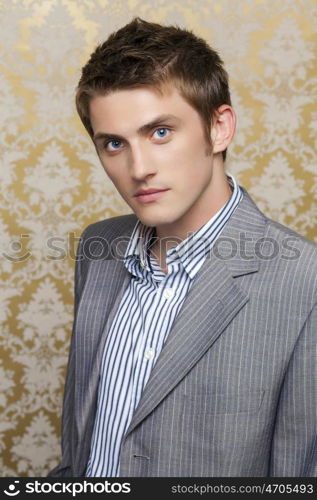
[{"left": 89, "top": 84, "right": 201, "bottom": 135}]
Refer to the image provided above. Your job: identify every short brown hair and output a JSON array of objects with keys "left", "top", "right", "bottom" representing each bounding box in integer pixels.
[{"left": 76, "top": 17, "right": 231, "bottom": 159}]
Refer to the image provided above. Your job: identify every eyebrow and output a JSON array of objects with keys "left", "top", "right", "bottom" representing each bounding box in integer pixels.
[{"left": 93, "top": 114, "right": 181, "bottom": 143}]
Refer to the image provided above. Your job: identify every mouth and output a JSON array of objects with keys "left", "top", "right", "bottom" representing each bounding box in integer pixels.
[{"left": 134, "top": 188, "right": 170, "bottom": 203}]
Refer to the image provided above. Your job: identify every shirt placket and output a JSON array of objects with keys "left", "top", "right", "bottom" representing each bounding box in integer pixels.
[{"left": 127, "top": 274, "right": 161, "bottom": 420}]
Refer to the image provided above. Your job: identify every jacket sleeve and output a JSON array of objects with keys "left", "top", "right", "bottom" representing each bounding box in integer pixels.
[
  {"left": 47, "top": 231, "right": 87, "bottom": 477},
  {"left": 269, "top": 303, "right": 317, "bottom": 476}
]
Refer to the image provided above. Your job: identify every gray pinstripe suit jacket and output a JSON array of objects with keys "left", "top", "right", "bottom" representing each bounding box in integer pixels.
[{"left": 50, "top": 188, "right": 317, "bottom": 477}]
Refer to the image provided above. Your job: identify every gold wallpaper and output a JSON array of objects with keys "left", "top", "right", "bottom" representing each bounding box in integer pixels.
[{"left": 1, "top": 0, "right": 316, "bottom": 476}]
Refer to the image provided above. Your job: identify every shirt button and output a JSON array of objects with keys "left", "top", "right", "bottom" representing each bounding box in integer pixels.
[
  {"left": 163, "top": 288, "right": 174, "bottom": 299},
  {"left": 140, "top": 259, "right": 146, "bottom": 269},
  {"left": 144, "top": 348, "right": 155, "bottom": 360}
]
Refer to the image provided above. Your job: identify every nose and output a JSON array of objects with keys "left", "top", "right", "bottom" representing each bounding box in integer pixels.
[{"left": 129, "top": 142, "right": 156, "bottom": 181}]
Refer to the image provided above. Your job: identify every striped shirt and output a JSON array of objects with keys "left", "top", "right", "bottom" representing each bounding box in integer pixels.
[{"left": 85, "top": 174, "right": 243, "bottom": 477}]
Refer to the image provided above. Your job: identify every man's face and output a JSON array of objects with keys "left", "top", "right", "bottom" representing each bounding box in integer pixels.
[{"left": 90, "top": 85, "right": 219, "bottom": 236}]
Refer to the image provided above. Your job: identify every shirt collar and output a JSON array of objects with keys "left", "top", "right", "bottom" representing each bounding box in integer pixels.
[{"left": 124, "top": 221, "right": 156, "bottom": 278}]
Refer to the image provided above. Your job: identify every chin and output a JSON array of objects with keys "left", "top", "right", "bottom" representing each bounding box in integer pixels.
[
  {"left": 136, "top": 216, "right": 161, "bottom": 227},
  {"left": 136, "top": 213, "right": 174, "bottom": 228}
]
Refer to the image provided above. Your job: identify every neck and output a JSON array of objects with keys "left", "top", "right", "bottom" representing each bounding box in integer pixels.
[{"left": 151, "top": 161, "right": 232, "bottom": 273}]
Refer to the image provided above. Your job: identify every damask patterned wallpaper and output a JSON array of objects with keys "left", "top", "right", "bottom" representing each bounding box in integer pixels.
[{"left": 1, "top": 0, "right": 316, "bottom": 476}]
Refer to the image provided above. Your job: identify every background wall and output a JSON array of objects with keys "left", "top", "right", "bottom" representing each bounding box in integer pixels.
[{"left": 1, "top": 0, "right": 316, "bottom": 476}]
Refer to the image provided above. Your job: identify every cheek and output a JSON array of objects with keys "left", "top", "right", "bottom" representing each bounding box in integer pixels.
[
  {"left": 109, "top": 173, "right": 126, "bottom": 193},
  {"left": 99, "top": 167, "right": 126, "bottom": 198},
  {"left": 100, "top": 159, "right": 124, "bottom": 185},
  {"left": 157, "top": 135, "right": 208, "bottom": 166}
]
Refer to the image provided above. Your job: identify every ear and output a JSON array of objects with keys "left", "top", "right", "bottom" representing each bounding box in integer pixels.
[{"left": 210, "top": 104, "right": 236, "bottom": 154}]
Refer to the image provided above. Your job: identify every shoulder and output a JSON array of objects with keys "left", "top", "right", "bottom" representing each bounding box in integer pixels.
[
  {"left": 81, "top": 213, "right": 138, "bottom": 241},
  {"left": 240, "top": 187, "right": 316, "bottom": 259},
  {"left": 266, "top": 218, "right": 316, "bottom": 293},
  {"left": 77, "top": 213, "right": 138, "bottom": 261},
  {"left": 264, "top": 215, "right": 317, "bottom": 262},
  {"left": 255, "top": 207, "right": 317, "bottom": 309},
  {"left": 239, "top": 188, "right": 317, "bottom": 305}
]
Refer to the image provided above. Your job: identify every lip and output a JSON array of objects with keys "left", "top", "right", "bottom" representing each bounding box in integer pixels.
[{"left": 134, "top": 188, "right": 170, "bottom": 203}]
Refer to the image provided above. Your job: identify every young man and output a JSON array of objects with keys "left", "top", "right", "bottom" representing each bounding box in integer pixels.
[{"left": 50, "top": 18, "right": 317, "bottom": 477}]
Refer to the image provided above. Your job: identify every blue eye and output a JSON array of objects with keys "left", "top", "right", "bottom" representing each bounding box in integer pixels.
[
  {"left": 106, "top": 139, "right": 122, "bottom": 151},
  {"left": 153, "top": 128, "right": 170, "bottom": 139}
]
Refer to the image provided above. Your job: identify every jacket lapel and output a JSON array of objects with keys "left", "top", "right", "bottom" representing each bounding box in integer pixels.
[
  {"left": 74, "top": 258, "right": 130, "bottom": 465},
  {"left": 125, "top": 255, "right": 250, "bottom": 435}
]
